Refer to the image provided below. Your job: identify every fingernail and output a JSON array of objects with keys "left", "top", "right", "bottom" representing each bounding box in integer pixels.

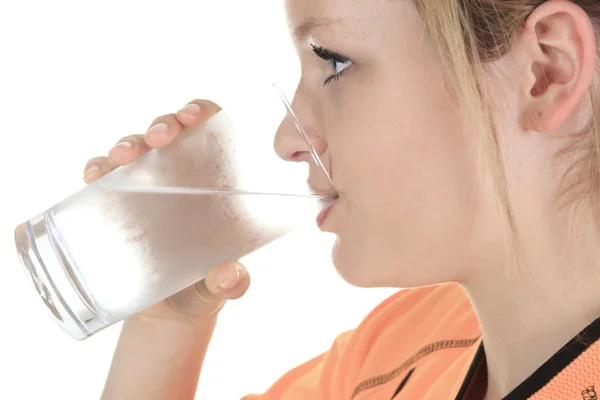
[
  {"left": 178, "top": 103, "right": 201, "bottom": 115},
  {"left": 217, "top": 265, "right": 242, "bottom": 290},
  {"left": 146, "top": 122, "right": 168, "bottom": 136},
  {"left": 84, "top": 165, "right": 100, "bottom": 176},
  {"left": 115, "top": 141, "right": 133, "bottom": 148}
]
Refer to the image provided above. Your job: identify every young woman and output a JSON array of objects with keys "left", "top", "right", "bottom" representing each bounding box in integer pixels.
[{"left": 89, "top": 0, "right": 600, "bottom": 398}]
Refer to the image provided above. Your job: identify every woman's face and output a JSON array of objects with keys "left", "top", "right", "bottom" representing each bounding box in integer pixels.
[{"left": 276, "top": 0, "right": 502, "bottom": 288}]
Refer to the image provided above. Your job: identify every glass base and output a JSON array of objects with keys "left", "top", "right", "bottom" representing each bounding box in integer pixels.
[{"left": 15, "top": 213, "right": 107, "bottom": 340}]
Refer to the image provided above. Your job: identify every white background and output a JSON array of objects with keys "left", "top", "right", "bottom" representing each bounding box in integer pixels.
[{"left": 0, "top": 1, "right": 396, "bottom": 399}]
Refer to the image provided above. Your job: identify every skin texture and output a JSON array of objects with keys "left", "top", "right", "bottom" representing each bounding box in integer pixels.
[{"left": 96, "top": 0, "right": 600, "bottom": 398}]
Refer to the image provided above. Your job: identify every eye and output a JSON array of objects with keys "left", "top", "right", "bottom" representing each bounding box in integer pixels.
[
  {"left": 329, "top": 58, "right": 352, "bottom": 74},
  {"left": 311, "top": 44, "right": 353, "bottom": 86}
]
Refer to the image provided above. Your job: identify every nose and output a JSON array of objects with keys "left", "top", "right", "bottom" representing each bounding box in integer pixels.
[{"left": 274, "top": 92, "right": 328, "bottom": 163}]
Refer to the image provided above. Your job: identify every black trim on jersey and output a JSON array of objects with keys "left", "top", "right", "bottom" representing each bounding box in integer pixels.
[
  {"left": 503, "top": 317, "right": 600, "bottom": 400},
  {"left": 456, "top": 317, "right": 600, "bottom": 400},
  {"left": 391, "top": 368, "right": 416, "bottom": 399},
  {"left": 455, "top": 342, "right": 485, "bottom": 400}
]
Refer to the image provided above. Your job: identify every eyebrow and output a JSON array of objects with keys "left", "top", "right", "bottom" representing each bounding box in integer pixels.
[{"left": 292, "top": 17, "right": 341, "bottom": 42}]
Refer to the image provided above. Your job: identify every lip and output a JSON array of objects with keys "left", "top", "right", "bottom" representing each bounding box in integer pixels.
[{"left": 317, "top": 198, "right": 337, "bottom": 228}]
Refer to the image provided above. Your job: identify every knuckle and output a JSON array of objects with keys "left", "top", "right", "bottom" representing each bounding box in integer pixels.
[{"left": 194, "top": 280, "right": 218, "bottom": 300}]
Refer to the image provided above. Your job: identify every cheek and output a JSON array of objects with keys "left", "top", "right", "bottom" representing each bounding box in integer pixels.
[
  {"left": 334, "top": 75, "right": 473, "bottom": 212},
  {"left": 325, "top": 76, "right": 485, "bottom": 286}
]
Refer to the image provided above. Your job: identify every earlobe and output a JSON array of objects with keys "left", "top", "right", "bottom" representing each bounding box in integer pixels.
[{"left": 519, "top": 0, "right": 596, "bottom": 134}]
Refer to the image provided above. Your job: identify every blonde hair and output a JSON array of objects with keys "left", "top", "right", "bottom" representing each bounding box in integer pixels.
[{"left": 412, "top": 0, "right": 600, "bottom": 263}]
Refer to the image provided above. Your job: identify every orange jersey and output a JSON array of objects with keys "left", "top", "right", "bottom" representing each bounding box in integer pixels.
[{"left": 242, "top": 283, "right": 600, "bottom": 399}]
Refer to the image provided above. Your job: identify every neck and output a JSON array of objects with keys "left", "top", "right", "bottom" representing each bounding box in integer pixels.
[{"left": 462, "top": 224, "right": 600, "bottom": 398}]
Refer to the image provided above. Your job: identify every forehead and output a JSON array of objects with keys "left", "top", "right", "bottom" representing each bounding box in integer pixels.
[
  {"left": 285, "top": 0, "right": 413, "bottom": 43},
  {"left": 285, "top": 0, "right": 362, "bottom": 25}
]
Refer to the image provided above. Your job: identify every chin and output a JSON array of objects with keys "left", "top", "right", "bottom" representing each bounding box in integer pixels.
[
  {"left": 330, "top": 238, "right": 388, "bottom": 288},
  {"left": 330, "top": 236, "right": 455, "bottom": 290}
]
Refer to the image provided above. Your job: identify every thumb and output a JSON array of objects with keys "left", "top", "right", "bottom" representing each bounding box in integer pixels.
[
  {"left": 205, "top": 261, "right": 251, "bottom": 300},
  {"left": 166, "top": 262, "right": 250, "bottom": 318}
]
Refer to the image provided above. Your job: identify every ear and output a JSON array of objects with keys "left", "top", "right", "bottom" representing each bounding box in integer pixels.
[{"left": 518, "top": 0, "right": 597, "bottom": 133}]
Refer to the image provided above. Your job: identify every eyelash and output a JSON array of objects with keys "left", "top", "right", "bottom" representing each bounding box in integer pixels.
[{"left": 310, "top": 44, "right": 352, "bottom": 87}]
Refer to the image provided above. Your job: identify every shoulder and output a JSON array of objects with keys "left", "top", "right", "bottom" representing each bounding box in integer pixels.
[
  {"left": 356, "top": 283, "right": 476, "bottom": 336},
  {"left": 241, "top": 283, "right": 480, "bottom": 400},
  {"left": 338, "top": 283, "right": 480, "bottom": 396}
]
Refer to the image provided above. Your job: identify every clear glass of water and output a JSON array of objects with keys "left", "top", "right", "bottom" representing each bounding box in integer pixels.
[{"left": 14, "top": 82, "right": 336, "bottom": 340}]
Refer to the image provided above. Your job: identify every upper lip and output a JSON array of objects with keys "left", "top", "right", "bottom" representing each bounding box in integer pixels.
[
  {"left": 308, "top": 178, "right": 337, "bottom": 196},
  {"left": 310, "top": 184, "right": 334, "bottom": 194},
  {"left": 307, "top": 174, "right": 336, "bottom": 194},
  {"left": 308, "top": 164, "right": 337, "bottom": 196}
]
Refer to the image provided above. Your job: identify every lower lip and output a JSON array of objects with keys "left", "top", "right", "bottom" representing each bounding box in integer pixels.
[{"left": 317, "top": 200, "right": 337, "bottom": 227}]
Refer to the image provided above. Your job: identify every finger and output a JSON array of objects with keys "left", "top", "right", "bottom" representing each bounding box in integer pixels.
[
  {"left": 204, "top": 261, "right": 251, "bottom": 300},
  {"left": 83, "top": 156, "right": 118, "bottom": 184},
  {"left": 144, "top": 100, "right": 223, "bottom": 149},
  {"left": 166, "top": 281, "right": 227, "bottom": 318},
  {"left": 108, "top": 134, "right": 151, "bottom": 166},
  {"left": 165, "top": 262, "right": 250, "bottom": 319},
  {"left": 174, "top": 99, "right": 223, "bottom": 128},
  {"left": 143, "top": 113, "right": 184, "bottom": 150}
]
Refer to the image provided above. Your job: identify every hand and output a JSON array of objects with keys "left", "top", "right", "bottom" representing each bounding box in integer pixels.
[{"left": 83, "top": 100, "right": 251, "bottom": 323}]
